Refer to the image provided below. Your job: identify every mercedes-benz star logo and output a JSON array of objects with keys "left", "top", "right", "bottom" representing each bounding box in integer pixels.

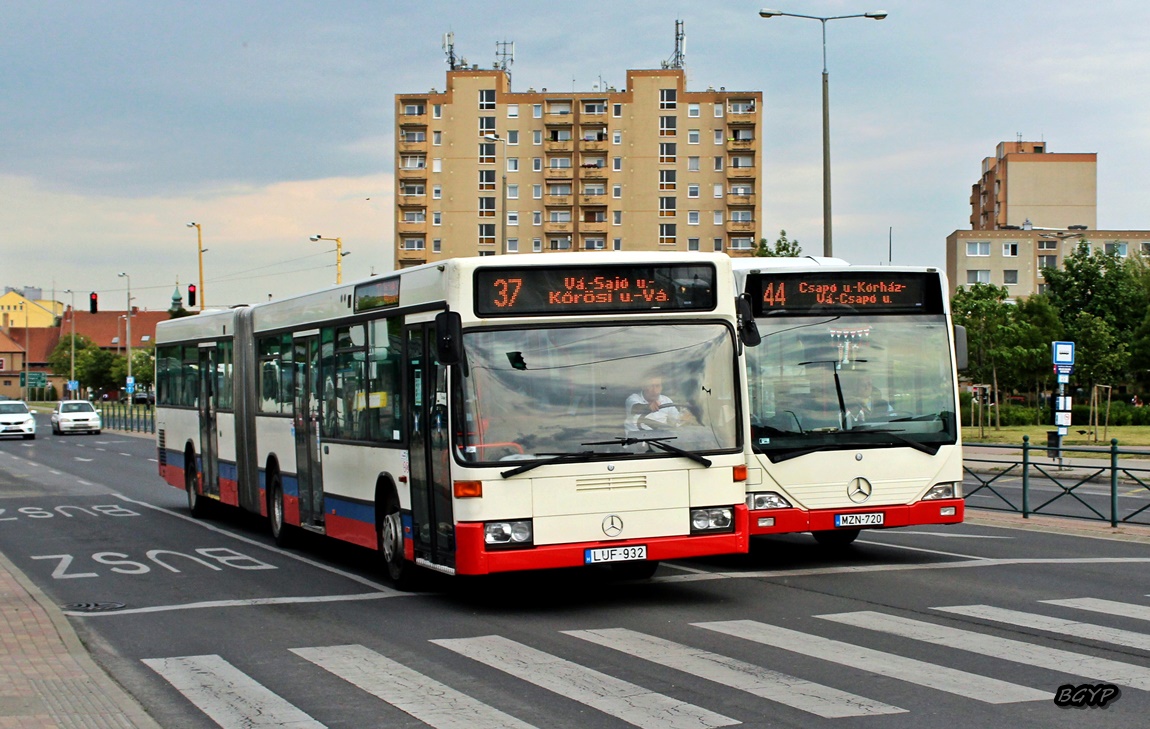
[
  {"left": 847, "top": 477, "right": 873, "bottom": 504},
  {"left": 602, "top": 514, "right": 624, "bottom": 537}
]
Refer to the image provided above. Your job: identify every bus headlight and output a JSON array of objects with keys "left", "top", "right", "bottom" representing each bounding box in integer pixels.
[
  {"left": 690, "top": 507, "right": 734, "bottom": 533},
  {"left": 923, "top": 482, "right": 960, "bottom": 500},
  {"left": 484, "top": 520, "right": 533, "bottom": 546},
  {"left": 747, "top": 492, "right": 792, "bottom": 510}
]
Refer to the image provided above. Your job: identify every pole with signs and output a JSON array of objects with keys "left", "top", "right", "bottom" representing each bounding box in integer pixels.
[{"left": 1051, "top": 341, "right": 1075, "bottom": 466}]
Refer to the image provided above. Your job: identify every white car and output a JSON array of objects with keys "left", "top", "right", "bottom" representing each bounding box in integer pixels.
[
  {"left": 51, "top": 400, "right": 102, "bottom": 435},
  {"left": 0, "top": 401, "right": 36, "bottom": 440}
]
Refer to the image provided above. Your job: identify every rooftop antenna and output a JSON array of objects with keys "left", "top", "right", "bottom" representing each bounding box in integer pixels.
[
  {"left": 494, "top": 40, "right": 515, "bottom": 83},
  {"left": 661, "top": 19, "right": 686, "bottom": 69},
  {"left": 443, "top": 31, "right": 466, "bottom": 70}
]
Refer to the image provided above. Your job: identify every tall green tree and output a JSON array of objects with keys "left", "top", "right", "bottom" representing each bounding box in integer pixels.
[
  {"left": 1010, "top": 294, "right": 1064, "bottom": 397},
  {"left": 952, "top": 283, "right": 1016, "bottom": 428},
  {"left": 754, "top": 230, "right": 803, "bottom": 257},
  {"left": 1071, "top": 311, "right": 1130, "bottom": 390},
  {"left": 1042, "top": 239, "right": 1147, "bottom": 339}
]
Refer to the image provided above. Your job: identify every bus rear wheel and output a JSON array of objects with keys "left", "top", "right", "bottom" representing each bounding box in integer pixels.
[
  {"left": 812, "top": 529, "right": 860, "bottom": 548},
  {"left": 380, "top": 494, "right": 416, "bottom": 590}
]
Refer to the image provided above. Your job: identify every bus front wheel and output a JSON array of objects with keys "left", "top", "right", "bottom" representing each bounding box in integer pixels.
[
  {"left": 812, "top": 529, "right": 860, "bottom": 548},
  {"left": 186, "top": 458, "right": 208, "bottom": 518},
  {"left": 380, "top": 494, "right": 416, "bottom": 590},
  {"left": 269, "top": 475, "right": 293, "bottom": 547}
]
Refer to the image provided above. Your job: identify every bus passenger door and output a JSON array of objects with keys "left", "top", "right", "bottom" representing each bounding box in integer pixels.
[
  {"left": 197, "top": 344, "right": 220, "bottom": 499},
  {"left": 406, "top": 323, "right": 455, "bottom": 569},
  {"left": 293, "top": 334, "right": 324, "bottom": 529}
]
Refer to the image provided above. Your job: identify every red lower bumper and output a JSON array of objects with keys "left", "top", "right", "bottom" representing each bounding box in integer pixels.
[
  {"left": 451, "top": 504, "right": 749, "bottom": 575},
  {"left": 749, "top": 499, "right": 964, "bottom": 535}
]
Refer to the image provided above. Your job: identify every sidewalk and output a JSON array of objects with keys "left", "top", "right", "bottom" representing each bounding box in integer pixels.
[{"left": 0, "top": 551, "right": 161, "bottom": 729}]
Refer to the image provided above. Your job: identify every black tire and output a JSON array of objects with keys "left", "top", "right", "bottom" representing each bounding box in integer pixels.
[
  {"left": 812, "top": 528, "right": 860, "bottom": 548},
  {"left": 611, "top": 560, "right": 660, "bottom": 580},
  {"left": 269, "top": 474, "right": 294, "bottom": 547},
  {"left": 23, "top": 433, "right": 35, "bottom": 440},
  {"left": 186, "top": 457, "right": 209, "bottom": 518},
  {"left": 93, "top": 430, "right": 101, "bottom": 435},
  {"left": 379, "top": 492, "right": 417, "bottom": 589}
]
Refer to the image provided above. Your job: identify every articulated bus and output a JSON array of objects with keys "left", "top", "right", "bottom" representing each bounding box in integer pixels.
[
  {"left": 156, "top": 252, "right": 755, "bottom": 585},
  {"left": 732, "top": 257, "right": 967, "bottom": 547}
]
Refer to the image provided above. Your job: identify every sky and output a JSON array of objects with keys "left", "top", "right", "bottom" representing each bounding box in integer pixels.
[{"left": 3, "top": 0, "right": 1148, "bottom": 311}]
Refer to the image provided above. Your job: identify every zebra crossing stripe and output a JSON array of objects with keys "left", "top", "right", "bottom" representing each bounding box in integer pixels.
[
  {"left": 819, "top": 610, "right": 1150, "bottom": 691},
  {"left": 291, "top": 644, "right": 538, "bottom": 729},
  {"left": 432, "top": 635, "right": 739, "bottom": 729},
  {"left": 934, "top": 604, "right": 1150, "bottom": 652},
  {"left": 142, "top": 654, "right": 325, "bottom": 728},
  {"left": 1042, "top": 597, "right": 1150, "bottom": 623},
  {"left": 565, "top": 628, "right": 905, "bottom": 718},
  {"left": 695, "top": 620, "right": 1046, "bottom": 704}
]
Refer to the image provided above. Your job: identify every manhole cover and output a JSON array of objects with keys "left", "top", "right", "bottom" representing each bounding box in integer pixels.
[{"left": 62, "top": 602, "right": 127, "bottom": 612}]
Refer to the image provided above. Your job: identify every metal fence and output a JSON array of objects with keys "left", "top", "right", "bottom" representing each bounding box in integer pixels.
[
  {"left": 964, "top": 436, "right": 1150, "bottom": 527},
  {"left": 99, "top": 403, "right": 155, "bottom": 434}
]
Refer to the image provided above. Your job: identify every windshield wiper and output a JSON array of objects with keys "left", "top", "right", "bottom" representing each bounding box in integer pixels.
[
  {"left": 848, "top": 429, "right": 940, "bottom": 455},
  {"left": 582, "top": 436, "right": 712, "bottom": 467},
  {"left": 500, "top": 451, "right": 602, "bottom": 478}
]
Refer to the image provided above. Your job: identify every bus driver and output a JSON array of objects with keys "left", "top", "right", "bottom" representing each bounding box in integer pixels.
[{"left": 625, "top": 375, "right": 690, "bottom": 432}]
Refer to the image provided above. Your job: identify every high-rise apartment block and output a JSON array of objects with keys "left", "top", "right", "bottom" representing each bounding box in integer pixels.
[
  {"left": 969, "top": 140, "right": 1096, "bottom": 231},
  {"left": 394, "top": 68, "right": 762, "bottom": 267}
]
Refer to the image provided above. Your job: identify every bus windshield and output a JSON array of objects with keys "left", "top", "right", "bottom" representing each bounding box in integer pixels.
[
  {"left": 457, "top": 323, "right": 739, "bottom": 464},
  {"left": 748, "top": 314, "right": 957, "bottom": 461}
]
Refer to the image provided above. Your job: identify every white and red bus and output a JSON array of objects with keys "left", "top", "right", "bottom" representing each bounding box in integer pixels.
[
  {"left": 733, "top": 258, "right": 967, "bottom": 546},
  {"left": 156, "top": 252, "right": 755, "bottom": 584}
]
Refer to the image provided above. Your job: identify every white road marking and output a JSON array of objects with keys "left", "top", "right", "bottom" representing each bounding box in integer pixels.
[
  {"left": 868, "top": 530, "right": 1012, "bottom": 539},
  {"left": 696, "top": 619, "right": 1046, "bottom": 704},
  {"left": 433, "top": 635, "right": 739, "bottom": 729},
  {"left": 1043, "top": 597, "right": 1150, "bottom": 622},
  {"left": 934, "top": 604, "right": 1150, "bottom": 651},
  {"left": 293, "top": 644, "right": 538, "bottom": 729},
  {"left": 819, "top": 610, "right": 1150, "bottom": 691},
  {"left": 566, "top": 628, "right": 904, "bottom": 718},
  {"left": 142, "top": 654, "right": 325, "bottom": 728},
  {"left": 64, "top": 592, "right": 399, "bottom": 617},
  {"left": 111, "top": 493, "right": 403, "bottom": 595}
]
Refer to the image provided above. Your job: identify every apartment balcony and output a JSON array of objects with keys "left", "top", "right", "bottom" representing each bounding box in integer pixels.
[
  {"left": 545, "top": 111, "right": 574, "bottom": 125},
  {"left": 727, "top": 166, "right": 756, "bottom": 180},
  {"left": 545, "top": 167, "right": 574, "bottom": 181},
  {"left": 397, "top": 221, "right": 428, "bottom": 235},
  {"left": 397, "top": 249, "right": 426, "bottom": 264},
  {"left": 396, "top": 194, "right": 427, "bottom": 207},
  {"left": 579, "top": 220, "right": 608, "bottom": 234},
  {"left": 545, "top": 139, "right": 574, "bottom": 153},
  {"left": 578, "top": 138, "right": 608, "bottom": 152},
  {"left": 578, "top": 165, "right": 608, "bottom": 180},
  {"left": 544, "top": 221, "right": 574, "bottom": 234},
  {"left": 397, "top": 167, "right": 427, "bottom": 180},
  {"left": 726, "top": 220, "right": 756, "bottom": 234},
  {"left": 546, "top": 194, "right": 573, "bottom": 206},
  {"left": 397, "top": 140, "right": 428, "bottom": 154},
  {"left": 398, "top": 112, "right": 428, "bottom": 126},
  {"left": 580, "top": 194, "right": 607, "bottom": 205},
  {"left": 726, "top": 193, "right": 756, "bottom": 206},
  {"left": 725, "top": 138, "right": 755, "bottom": 152}
]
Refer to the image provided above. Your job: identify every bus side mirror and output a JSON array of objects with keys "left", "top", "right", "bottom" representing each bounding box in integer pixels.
[
  {"left": 953, "top": 324, "right": 968, "bottom": 372},
  {"left": 737, "top": 294, "right": 761, "bottom": 347},
  {"left": 435, "top": 310, "right": 464, "bottom": 366}
]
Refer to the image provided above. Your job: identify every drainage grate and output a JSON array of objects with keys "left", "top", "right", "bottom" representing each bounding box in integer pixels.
[{"left": 62, "top": 602, "right": 127, "bottom": 612}]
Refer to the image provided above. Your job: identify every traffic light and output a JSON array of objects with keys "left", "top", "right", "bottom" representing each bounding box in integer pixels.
[
  {"left": 89, "top": 292, "right": 98, "bottom": 314},
  {"left": 187, "top": 283, "right": 197, "bottom": 307}
]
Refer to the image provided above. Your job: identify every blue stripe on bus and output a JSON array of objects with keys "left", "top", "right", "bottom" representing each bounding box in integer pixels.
[{"left": 323, "top": 493, "right": 377, "bottom": 525}]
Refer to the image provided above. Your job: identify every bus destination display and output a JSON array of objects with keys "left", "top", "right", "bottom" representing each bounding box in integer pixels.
[
  {"left": 748, "top": 271, "right": 940, "bottom": 315},
  {"left": 475, "top": 264, "right": 716, "bottom": 316}
]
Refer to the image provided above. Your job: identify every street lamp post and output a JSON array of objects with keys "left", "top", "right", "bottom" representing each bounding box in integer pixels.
[
  {"left": 186, "top": 222, "right": 206, "bottom": 310},
  {"left": 484, "top": 133, "right": 508, "bottom": 254},
  {"left": 64, "top": 289, "right": 76, "bottom": 399},
  {"left": 758, "top": 8, "right": 887, "bottom": 257},
  {"left": 309, "top": 235, "right": 347, "bottom": 284},
  {"left": 118, "top": 272, "right": 132, "bottom": 391}
]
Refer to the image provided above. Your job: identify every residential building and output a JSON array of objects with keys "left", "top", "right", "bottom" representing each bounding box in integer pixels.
[
  {"left": 0, "top": 288, "right": 62, "bottom": 329},
  {"left": 945, "top": 228, "right": 1150, "bottom": 299},
  {"left": 394, "top": 67, "right": 762, "bottom": 266},
  {"left": 969, "top": 140, "right": 1096, "bottom": 231}
]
